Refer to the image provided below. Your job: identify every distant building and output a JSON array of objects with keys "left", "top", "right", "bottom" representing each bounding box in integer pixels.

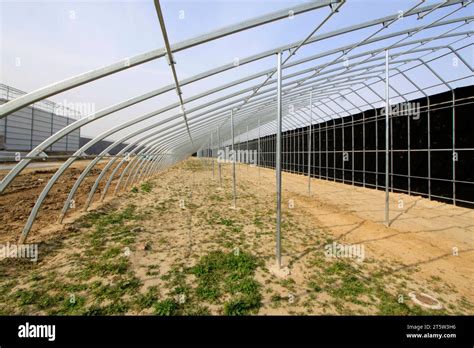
[{"left": 0, "top": 84, "right": 80, "bottom": 153}]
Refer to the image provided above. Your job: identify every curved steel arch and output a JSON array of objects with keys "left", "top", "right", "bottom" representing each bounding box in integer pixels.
[
  {"left": 1, "top": 4, "right": 470, "bottom": 192},
  {"left": 1, "top": 0, "right": 341, "bottom": 117},
  {"left": 1, "top": 12, "right": 470, "bottom": 194}
]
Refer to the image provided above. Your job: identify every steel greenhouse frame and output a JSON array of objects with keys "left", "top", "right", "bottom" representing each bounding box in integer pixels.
[{"left": 0, "top": 0, "right": 473, "bottom": 270}]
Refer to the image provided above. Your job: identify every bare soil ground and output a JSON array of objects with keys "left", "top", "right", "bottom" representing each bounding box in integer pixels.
[
  {"left": 0, "top": 158, "right": 472, "bottom": 315},
  {"left": 0, "top": 160, "right": 126, "bottom": 243}
]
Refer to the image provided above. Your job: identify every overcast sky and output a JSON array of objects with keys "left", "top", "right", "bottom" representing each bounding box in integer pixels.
[{"left": 1, "top": 0, "right": 473, "bottom": 144}]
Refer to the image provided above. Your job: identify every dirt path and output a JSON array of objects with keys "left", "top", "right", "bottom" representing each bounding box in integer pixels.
[
  {"left": 235, "top": 161, "right": 474, "bottom": 307},
  {"left": 0, "top": 158, "right": 472, "bottom": 315}
]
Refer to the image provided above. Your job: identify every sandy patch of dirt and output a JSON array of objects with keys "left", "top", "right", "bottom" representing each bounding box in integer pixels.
[
  {"left": 0, "top": 160, "right": 126, "bottom": 243},
  {"left": 242, "top": 163, "right": 474, "bottom": 306}
]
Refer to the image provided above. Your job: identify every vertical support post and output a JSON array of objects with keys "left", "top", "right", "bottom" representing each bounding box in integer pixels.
[
  {"left": 217, "top": 127, "right": 222, "bottom": 187},
  {"left": 291, "top": 130, "right": 294, "bottom": 172},
  {"left": 342, "top": 117, "right": 345, "bottom": 184},
  {"left": 275, "top": 52, "right": 283, "bottom": 269},
  {"left": 298, "top": 130, "right": 301, "bottom": 174},
  {"left": 290, "top": 129, "right": 293, "bottom": 173},
  {"left": 264, "top": 134, "right": 266, "bottom": 168},
  {"left": 326, "top": 121, "right": 328, "bottom": 180},
  {"left": 231, "top": 110, "right": 237, "bottom": 208},
  {"left": 286, "top": 130, "right": 289, "bottom": 172},
  {"left": 390, "top": 115, "right": 393, "bottom": 193},
  {"left": 351, "top": 115, "right": 354, "bottom": 185},
  {"left": 246, "top": 123, "right": 249, "bottom": 171},
  {"left": 427, "top": 97, "right": 431, "bottom": 200},
  {"left": 238, "top": 130, "right": 241, "bottom": 171},
  {"left": 384, "top": 49, "right": 390, "bottom": 227},
  {"left": 296, "top": 130, "right": 298, "bottom": 174},
  {"left": 307, "top": 92, "right": 312, "bottom": 196},
  {"left": 211, "top": 132, "right": 215, "bottom": 178},
  {"left": 452, "top": 90, "right": 456, "bottom": 206},
  {"left": 363, "top": 112, "right": 366, "bottom": 187},
  {"left": 375, "top": 108, "right": 378, "bottom": 189},
  {"left": 318, "top": 123, "right": 321, "bottom": 179},
  {"left": 297, "top": 130, "right": 299, "bottom": 174},
  {"left": 285, "top": 129, "right": 288, "bottom": 172},
  {"left": 258, "top": 117, "right": 261, "bottom": 177},
  {"left": 333, "top": 119, "right": 336, "bottom": 182},
  {"left": 407, "top": 110, "right": 411, "bottom": 195}
]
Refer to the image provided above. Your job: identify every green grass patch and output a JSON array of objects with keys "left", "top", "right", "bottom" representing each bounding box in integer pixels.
[
  {"left": 154, "top": 299, "right": 179, "bottom": 316},
  {"left": 189, "top": 250, "right": 262, "bottom": 315},
  {"left": 140, "top": 181, "right": 153, "bottom": 193}
]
